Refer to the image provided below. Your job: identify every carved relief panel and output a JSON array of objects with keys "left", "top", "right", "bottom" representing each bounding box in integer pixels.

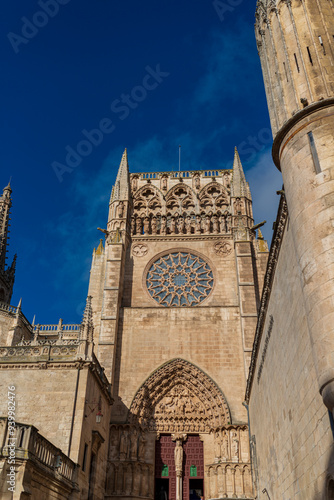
[{"left": 106, "top": 424, "right": 154, "bottom": 498}]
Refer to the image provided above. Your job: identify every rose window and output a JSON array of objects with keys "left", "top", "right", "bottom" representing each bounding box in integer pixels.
[{"left": 146, "top": 252, "right": 214, "bottom": 307}]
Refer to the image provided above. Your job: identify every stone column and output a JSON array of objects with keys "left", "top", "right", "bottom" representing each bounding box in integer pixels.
[{"left": 174, "top": 440, "right": 183, "bottom": 500}]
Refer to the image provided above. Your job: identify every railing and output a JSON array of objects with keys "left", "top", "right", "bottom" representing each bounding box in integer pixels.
[
  {"left": 137, "top": 169, "right": 230, "bottom": 180},
  {"left": 0, "top": 301, "right": 18, "bottom": 314},
  {"left": 1, "top": 419, "right": 77, "bottom": 484},
  {"left": 0, "top": 302, "right": 33, "bottom": 332},
  {"left": 35, "top": 324, "right": 81, "bottom": 333}
]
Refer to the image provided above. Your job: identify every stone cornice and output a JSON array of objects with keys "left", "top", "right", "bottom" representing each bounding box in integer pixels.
[
  {"left": 272, "top": 97, "right": 334, "bottom": 169},
  {"left": 245, "top": 195, "right": 288, "bottom": 403},
  {"left": 0, "top": 355, "right": 113, "bottom": 403}
]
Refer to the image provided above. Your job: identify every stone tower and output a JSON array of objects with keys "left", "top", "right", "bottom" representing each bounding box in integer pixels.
[
  {"left": 87, "top": 148, "right": 269, "bottom": 500},
  {"left": 255, "top": 0, "right": 334, "bottom": 412},
  {"left": 0, "top": 183, "right": 16, "bottom": 304}
]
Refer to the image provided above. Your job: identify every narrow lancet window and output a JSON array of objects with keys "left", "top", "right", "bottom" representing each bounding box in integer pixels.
[
  {"left": 307, "top": 47, "right": 313, "bottom": 65},
  {"left": 308, "top": 131, "right": 321, "bottom": 174},
  {"left": 294, "top": 53, "right": 300, "bottom": 73}
]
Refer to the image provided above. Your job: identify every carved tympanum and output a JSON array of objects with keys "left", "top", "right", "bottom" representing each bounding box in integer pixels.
[{"left": 129, "top": 359, "right": 231, "bottom": 432}]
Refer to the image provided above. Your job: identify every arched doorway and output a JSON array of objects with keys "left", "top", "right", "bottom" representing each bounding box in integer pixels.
[
  {"left": 129, "top": 358, "right": 231, "bottom": 433},
  {"left": 128, "top": 359, "right": 231, "bottom": 500},
  {"left": 106, "top": 360, "right": 252, "bottom": 500}
]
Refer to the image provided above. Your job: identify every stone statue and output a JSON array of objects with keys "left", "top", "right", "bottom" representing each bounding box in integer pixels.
[
  {"left": 130, "top": 428, "right": 138, "bottom": 460},
  {"left": 231, "top": 431, "right": 239, "bottom": 461},
  {"left": 151, "top": 217, "right": 157, "bottom": 234},
  {"left": 117, "top": 201, "right": 124, "bottom": 218},
  {"left": 136, "top": 217, "right": 142, "bottom": 235},
  {"left": 194, "top": 176, "right": 200, "bottom": 189},
  {"left": 177, "top": 217, "right": 184, "bottom": 234},
  {"left": 161, "top": 216, "right": 167, "bottom": 235},
  {"left": 143, "top": 217, "right": 150, "bottom": 235},
  {"left": 212, "top": 215, "right": 219, "bottom": 234},
  {"left": 109, "top": 430, "right": 119, "bottom": 460},
  {"left": 221, "top": 430, "right": 229, "bottom": 460},
  {"left": 185, "top": 216, "right": 192, "bottom": 234},
  {"left": 174, "top": 440, "right": 183, "bottom": 473},
  {"left": 132, "top": 177, "right": 138, "bottom": 191},
  {"left": 234, "top": 198, "right": 243, "bottom": 214},
  {"left": 195, "top": 215, "right": 202, "bottom": 234},
  {"left": 224, "top": 172, "right": 230, "bottom": 188},
  {"left": 170, "top": 217, "right": 176, "bottom": 234},
  {"left": 119, "top": 429, "right": 128, "bottom": 460},
  {"left": 138, "top": 433, "right": 146, "bottom": 461},
  {"left": 162, "top": 177, "right": 167, "bottom": 190},
  {"left": 214, "top": 431, "right": 221, "bottom": 459},
  {"left": 204, "top": 215, "right": 211, "bottom": 233}
]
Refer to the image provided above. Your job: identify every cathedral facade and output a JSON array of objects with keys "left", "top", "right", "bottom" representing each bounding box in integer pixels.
[{"left": 0, "top": 0, "right": 333, "bottom": 499}]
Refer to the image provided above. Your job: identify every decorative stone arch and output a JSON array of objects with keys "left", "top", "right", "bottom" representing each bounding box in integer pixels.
[
  {"left": 129, "top": 358, "right": 231, "bottom": 433},
  {"left": 198, "top": 182, "right": 230, "bottom": 212},
  {"left": 166, "top": 183, "right": 199, "bottom": 213},
  {"left": 133, "top": 184, "right": 164, "bottom": 214}
]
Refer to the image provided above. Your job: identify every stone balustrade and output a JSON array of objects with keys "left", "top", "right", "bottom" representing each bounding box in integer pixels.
[
  {"left": 0, "top": 301, "right": 33, "bottom": 331},
  {"left": 0, "top": 301, "right": 18, "bottom": 314},
  {"left": 34, "top": 323, "right": 81, "bottom": 334},
  {"left": 138, "top": 170, "right": 227, "bottom": 180},
  {"left": 0, "top": 418, "right": 77, "bottom": 484}
]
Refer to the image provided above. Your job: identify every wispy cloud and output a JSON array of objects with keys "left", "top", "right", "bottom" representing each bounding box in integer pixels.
[{"left": 42, "top": 20, "right": 280, "bottom": 321}]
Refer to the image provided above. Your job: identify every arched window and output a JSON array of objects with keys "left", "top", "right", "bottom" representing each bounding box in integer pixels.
[{"left": 328, "top": 479, "right": 334, "bottom": 500}]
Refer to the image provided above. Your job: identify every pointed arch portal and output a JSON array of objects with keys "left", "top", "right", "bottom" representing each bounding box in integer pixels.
[{"left": 129, "top": 358, "right": 231, "bottom": 433}]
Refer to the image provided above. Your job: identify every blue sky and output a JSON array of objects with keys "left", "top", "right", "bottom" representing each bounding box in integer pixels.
[{"left": 1, "top": 0, "right": 282, "bottom": 324}]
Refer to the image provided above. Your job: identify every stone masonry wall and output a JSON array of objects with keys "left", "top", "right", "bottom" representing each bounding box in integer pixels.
[
  {"left": 114, "top": 237, "right": 249, "bottom": 425},
  {"left": 248, "top": 222, "right": 334, "bottom": 499}
]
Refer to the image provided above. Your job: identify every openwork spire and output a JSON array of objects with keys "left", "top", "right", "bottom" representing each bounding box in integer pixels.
[
  {"left": 0, "top": 183, "right": 12, "bottom": 272},
  {"left": 110, "top": 149, "right": 130, "bottom": 203},
  {"left": 231, "top": 147, "right": 249, "bottom": 198},
  {"left": 81, "top": 295, "right": 94, "bottom": 342},
  {"left": 0, "top": 183, "right": 16, "bottom": 304}
]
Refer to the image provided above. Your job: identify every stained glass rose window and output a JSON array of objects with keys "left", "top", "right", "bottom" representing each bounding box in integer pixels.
[{"left": 146, "top": 252, "right": 214, "bottom": 307}]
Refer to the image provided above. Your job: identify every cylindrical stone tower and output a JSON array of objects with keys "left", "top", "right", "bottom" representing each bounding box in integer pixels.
[{"left": 255, "top": 0, "right": 334, "bottom": 409}]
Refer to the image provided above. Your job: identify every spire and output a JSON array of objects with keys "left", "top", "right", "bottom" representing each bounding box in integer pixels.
[
  {"left": 110, "top": 149, "right": 130, "bottom": 203},
  {"left": 0, "top": 183, "right": 13, "bottom": 272},
  {"left": 95, "top": 239, "right": 104, "bottom": 255},
  {"left": 231, "top": 147, "right": 249, "bottom": 198},
  {"left": 0, "top": 183, "right": 16, "bottom": 304},
  {"left": 81, "top": 295, "right": 94, "bottom": 343}
]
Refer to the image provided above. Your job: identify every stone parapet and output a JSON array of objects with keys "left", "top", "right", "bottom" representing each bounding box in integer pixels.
[{"left": 0, "top": 417, "right": 79, "bottom": 497}]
